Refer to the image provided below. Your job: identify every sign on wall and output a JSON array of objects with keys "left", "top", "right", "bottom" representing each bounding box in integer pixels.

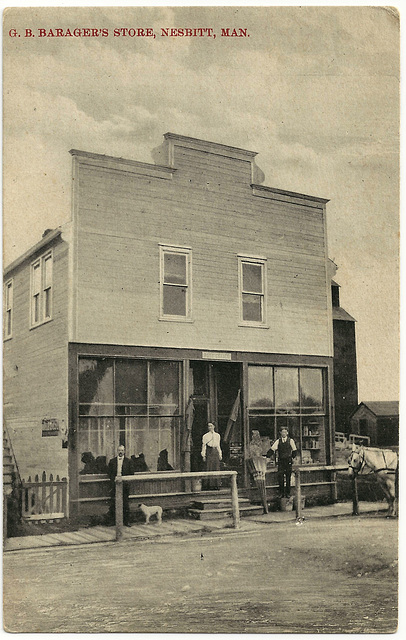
[{"left": 41, "top": 418, "right": 59, "bottom": 437}]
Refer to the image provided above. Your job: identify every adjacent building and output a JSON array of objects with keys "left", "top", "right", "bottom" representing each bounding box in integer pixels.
[
  {"left": 331, "top": 280, "right": 358, "bottom": 433},
  {"left": 4, "top": 132, "right": 339, "bottom": 520},
  {"left": 350, "top": 401, "right": 399, "bottom": 447}
]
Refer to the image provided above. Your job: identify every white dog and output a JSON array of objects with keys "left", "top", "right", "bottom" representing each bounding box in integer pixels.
[{"left": 138, "top": 503, "right": 163, "bottom": 525}]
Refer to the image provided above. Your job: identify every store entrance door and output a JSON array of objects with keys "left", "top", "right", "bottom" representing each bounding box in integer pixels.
[{"left": 189, "top": 362, "right": 243, "bottom": 483}]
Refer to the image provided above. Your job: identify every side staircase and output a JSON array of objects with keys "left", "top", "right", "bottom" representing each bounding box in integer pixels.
[
  {"left": 188, "top": 493, "right": 264, "bottom": 521},
  {"left": 3, "top": 429, "right": 21, "bottom": 540}
]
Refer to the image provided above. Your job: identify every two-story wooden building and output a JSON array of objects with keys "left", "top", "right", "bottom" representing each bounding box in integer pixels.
[{"left": 4, "top": 133, "right": 337, "bottom": 521}]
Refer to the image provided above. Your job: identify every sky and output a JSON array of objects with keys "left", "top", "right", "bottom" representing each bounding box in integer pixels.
[{"left": 3, "top": 5, "right": 400, "bottom": 402}]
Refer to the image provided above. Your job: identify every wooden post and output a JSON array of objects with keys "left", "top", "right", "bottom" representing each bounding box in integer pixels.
[
  {"left": 352, "top": 474, "right": 359, "bottom": 516},
  {"left": 230, "top": 472, "right": 240, "bottom": 529},
  {"left": 331, "top": 470, "right": 338, "bottom": 503},
  {"left": 3, "top": 496, "right": 8, "bottom": 543},
  {"left": 115, "top": 477, "right": 123, "bottom": 541},
  {"left": 295, "top": 469, "right": 302, "bottom": 521}
]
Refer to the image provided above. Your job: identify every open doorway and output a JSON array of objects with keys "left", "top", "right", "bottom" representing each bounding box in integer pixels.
[{"left": 189, "top": 361, "right": 243, "bottom": 483}]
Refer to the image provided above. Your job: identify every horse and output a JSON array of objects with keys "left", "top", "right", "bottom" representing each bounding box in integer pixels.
[{"left": 347, "top": 445, "right": 399, "bottom": 517}]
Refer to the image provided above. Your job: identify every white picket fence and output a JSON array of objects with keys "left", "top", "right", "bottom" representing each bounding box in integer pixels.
[{"left": 21, "top": 471, "right": 68, "bottom": 521}]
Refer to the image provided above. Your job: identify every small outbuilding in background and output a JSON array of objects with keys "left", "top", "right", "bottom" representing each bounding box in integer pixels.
[{"left": 349, "top": 401, "right": 399, "bottom": 447}]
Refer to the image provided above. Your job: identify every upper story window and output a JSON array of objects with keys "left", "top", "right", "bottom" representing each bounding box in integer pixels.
[
  {"left": 159, "top": 245, "right": 192, "bottom": 321},
  {"left": 30, "top": 251, "right": 53, "bottom": 328},
  {"left": 238, "top": 255, "right": 267, "bottom": 326},
  {"left": 4, "top": 279, "right": 13, "bottom": 339}
]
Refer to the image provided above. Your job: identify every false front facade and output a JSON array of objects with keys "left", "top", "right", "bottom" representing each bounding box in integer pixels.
[{"left": 4, "top": 133, "right": 336, "bottom": 519}]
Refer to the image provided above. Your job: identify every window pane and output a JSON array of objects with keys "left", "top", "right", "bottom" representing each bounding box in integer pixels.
[
  {"left": 242, "top": 294, "right": 262, "bottom": 322},
  {"left": 248, "top": 415, "right": 274, "bottom": 450},
  {"left": 78, "top": 417, "right": 116, "bottom": 473},
  {"left": 243, "top": 263, "right": 262, "bottom": 293},
  {"left": 248, "top": 366, "right": 274, "bottom": 408},
  {"left": 6, "top": 283, "right": 12, "bottom": 308},
  {"left": 115, "top": 359, "right": 147, "bottom": 410},
  {"left": 149, "top": 361, "right": 180, "bottom": 415},
  {"left": 44, "top": 288, "right": 51, "bottom": 318},
  {"left": 163, "top": 285, "right": 186, "bottom": 316},
  {"left": 164, "top": 253, "right": 186, "bottom": 285},
  {"left": 44, "top": 256, "right": 52, "bottom": 288},
  {"left": 159, "top": 416, "right": 177, "bottom": 468},
  {"left": 144, "top": 418, "right": 160, "bottom": 472},
  {"left": 302, "top": 416, "right": 326, "bottom": 465},
  {"left": 275, "top": 368, "right": 299, "bottom": 411},
  {"left": 276, "top": 415, "right": 300, "bottom": 442},
  {"left": 190, "top": 361, "right": 208, "bottom": 396},
  {"left": 33, "top": 294, "right": 40, "bottom": 324},
  {"left": 79, "top": 358, "right": 114, "bottom": 411},
  {"left": 123, "top": 416, "right": 149, "bottom": 461},
  {"left": 32, "top": 263, "right": 41, "bottom": 294},
  {"left": 300, "top": 368, "right": 324, "bottom": 411}
]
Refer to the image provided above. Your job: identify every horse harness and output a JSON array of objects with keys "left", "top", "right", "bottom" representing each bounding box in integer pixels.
[{"left": 350, "top": 447, "right": 397, "bottom": 476}]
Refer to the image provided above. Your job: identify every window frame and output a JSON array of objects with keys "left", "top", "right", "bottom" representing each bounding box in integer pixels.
[
  {"left": 159, "top": 244, "right": 192, "bottom": 322},
  {"left": 4, "top": 278, "right": 13, "bottom": 340},
  {"left": 77, "top": 356, "right": 182, "bottom": 474},
  {"left": 247, "top": 364, "right": 329, "bottom": 465},
  {"left": 30, "top": 250, "right": 53, "bottom": 328},
  {"left": 238, "top": 255, "right": 267, "bottom": 327}
]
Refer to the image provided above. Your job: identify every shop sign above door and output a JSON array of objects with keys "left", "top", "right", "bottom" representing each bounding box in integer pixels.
[{"left": 201, "top": 351, "right": 232, "bottom": 361}]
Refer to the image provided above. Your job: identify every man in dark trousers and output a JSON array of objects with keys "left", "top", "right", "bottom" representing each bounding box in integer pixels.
[
  {"left": 107, "top": 444, "right": 133, "bottom": 526},
  {"left": 268, "top": 427, "right": 297, "bottom": 498}
]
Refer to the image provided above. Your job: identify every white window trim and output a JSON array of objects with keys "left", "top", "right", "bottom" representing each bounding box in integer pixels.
[
  {"left": 159, "top": 245, "right": 193, "bottom": 322},
  {"left": 4, "top": 278, "right": 13, "bottom": 340},
  {"left": 238, "top": 255, "right": 268, "bottom": 328},
  {"left": 30, "top": 250, "right": 53, "bottom": 329}
]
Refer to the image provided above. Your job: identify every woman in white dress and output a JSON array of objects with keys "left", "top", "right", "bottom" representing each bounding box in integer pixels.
[{"left": 201, "top": 422, "right": 222, "bottom": 490}]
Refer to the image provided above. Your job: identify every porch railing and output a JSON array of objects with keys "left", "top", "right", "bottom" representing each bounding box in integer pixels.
[
  {"left": 115, "top": 470, "right": 240, "bottom": 540},
  {"left": 348, "top": 433, "right": 370, "bottom": 446},
  {"left": 21, "top": 472, "right": 68, "bottom": 521}
]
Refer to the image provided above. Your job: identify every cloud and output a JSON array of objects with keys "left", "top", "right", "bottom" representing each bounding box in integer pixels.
[{"left": 3, "top": 6, "right": 399, "bottom": 400}]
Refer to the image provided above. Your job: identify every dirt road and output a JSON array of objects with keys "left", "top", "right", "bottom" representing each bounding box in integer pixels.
[{"left": 3, "top": 515, "right": 398, "bottom": 633}]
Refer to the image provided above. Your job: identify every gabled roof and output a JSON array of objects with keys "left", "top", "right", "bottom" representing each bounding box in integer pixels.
[
  {"left": 356, "top": 401, "right": 399, "bottom": 417},
  {"left": 332, "top": 307, "right": 356, "bottom": 322},
  {"left": 4, "top": 228, "right": 62, "bottom": 277}
]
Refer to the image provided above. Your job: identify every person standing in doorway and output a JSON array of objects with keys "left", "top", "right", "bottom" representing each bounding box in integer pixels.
[
  {"left": 268, "top": 427, "right": 297, "bottom": 498},
  {"left": 201, "top": 422, "right": 222, "bottom": 490},
  {"left": 107, "top": 444, "right": 133, "bottom": 526}
]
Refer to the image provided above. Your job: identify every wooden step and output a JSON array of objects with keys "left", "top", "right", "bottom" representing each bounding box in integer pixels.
[{"left": 188, "top": 505, "right": 264, "bottom": 520}]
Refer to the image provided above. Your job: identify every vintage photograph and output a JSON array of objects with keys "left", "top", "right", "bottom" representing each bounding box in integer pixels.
[{"left": 3, "top": 5, "right": 399, "bottom": 633}]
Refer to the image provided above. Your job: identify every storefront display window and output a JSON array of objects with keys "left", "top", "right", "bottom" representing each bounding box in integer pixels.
[
  {"left": 248, "top": 365, "right": 328, "bottom": 465},
  {"left": 78, "top": 357, "right": 181, "bottom": 474}
]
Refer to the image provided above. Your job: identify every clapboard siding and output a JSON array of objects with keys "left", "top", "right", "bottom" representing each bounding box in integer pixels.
[
  {"left": 3, "top": 237, "right": 69, "bottom": 480},
  {"left": 73, "top": 146, "right": 331, "bottom": 356}
]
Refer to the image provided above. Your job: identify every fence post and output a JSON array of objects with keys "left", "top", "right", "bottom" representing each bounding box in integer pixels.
[
  {"left": 352, "top": 474, "right": 359, "bottom": 516},
  {"left": 331, "top": 470, "right": 338, "bottom": 502},
  {"left": 230, "top": 472, "right": 240, "bottom": 529},
  {"left": 295, "top": 469, "right": 302, "bottom": 521},
  {"left": 115, "top": 477, "right": 123, "bottom": 541}
]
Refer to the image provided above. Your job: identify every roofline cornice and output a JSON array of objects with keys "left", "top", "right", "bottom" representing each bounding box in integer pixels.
[
  {"left": 163, "top": 132, "right": 258, "bottom": 159},
  {"left": 69, "top": 148, "right": 174, "bottom": 173},
  {"left": 251, "top": 183, "right": 329, "bottom": 205}
]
